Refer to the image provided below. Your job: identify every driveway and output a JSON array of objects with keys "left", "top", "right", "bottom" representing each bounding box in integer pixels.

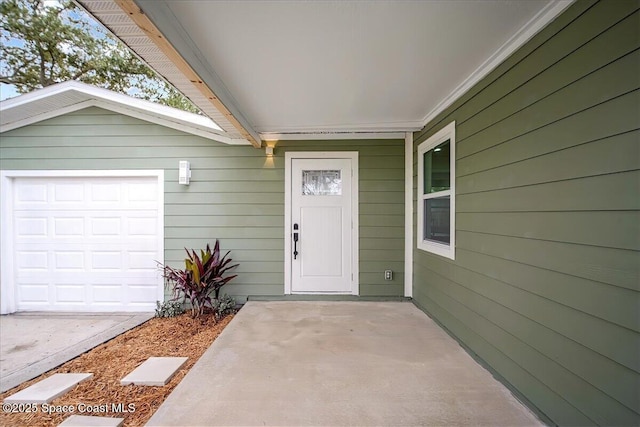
[
  {"left": 0, "top": 312, "right": 152, "bottom": 392},
  {"left": 147, "top": 301, "right": 542, "bottom": 426}
]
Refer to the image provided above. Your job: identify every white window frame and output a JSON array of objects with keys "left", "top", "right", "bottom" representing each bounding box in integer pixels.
[{"left": 417, "top": 121, "right": 455, "bottom": 259}]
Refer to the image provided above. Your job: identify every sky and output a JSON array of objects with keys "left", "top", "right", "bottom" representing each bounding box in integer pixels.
[
  {"left": 0, "top": 84, "right": 20, "bottom": 101},
  {"left": 0, "top": 29, "right": 24, "bottom": 100}
]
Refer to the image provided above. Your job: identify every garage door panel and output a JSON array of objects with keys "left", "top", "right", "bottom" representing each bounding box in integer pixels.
[
  {"left": 127, "top": 217, "right": 157, "bottom": 236},
  {"left": 91, "top": 251, "right": 122, "bottom": 270},
  {"left": 92, "top": 285, "right": 123, "bottom": 303},
  {"left": 90, "top": 183, "right": 121, "bottom": 202},
  {"left": 128, "top": 285, "right": 159, "bottom": 304},
  {"left": 14, "top": 178, "right": 158, "bottom": 209},
  {"left": 55, "top": 285, "right": 86, "bottom": 303},
  {"left": 17, "top": 283, "right": 49, "bottom": 303},
  {"left": 11, "top": 176, "right": 162, "bottom": 312},
  {"left": 54, "top": 251, "right": 85, "bottom": 270},
  {"left": 127, "top": 256, "right": 158, "bottom": 272},
  {"left": 16, "top": 217, "right": 48, "bottom": 236},
  {"left": 128, "top": 252, "right": 158, "bottom": 270},
  {"left": 15, "top": 182, "right": 47, "bottom": 203},
  {"left": 16, "top": 241, "right": 157, "bottom": 251},
  {"left": 16, "top": 237, "right": 159, "bottom": 247},
  {"left": 16, "top": 260, "right": 160, "bottom": 278},
  {"left": 91, "top": 217, "right": 122, "bottom": 236},
  {"left": 128, "top": 182, "right": 158, "bottom": 202},
  {"left": 54, "top": 217, "right": 85, "bottom": 236},
  {"left": 16, "top": 277, "right": 160, "bottom": 308},
  {"left": 53, "top": 183, "right": 84, "bottom": 202},
  {"left": 15, "top": 209, "right": 157, "bottom": 216},
  {"left": 16, "top": 251, "right": 48, "bottom": 271}
]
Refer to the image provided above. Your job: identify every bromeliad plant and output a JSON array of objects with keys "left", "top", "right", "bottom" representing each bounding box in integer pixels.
[{"left": 160, "top": 240, "right": 238, "bottom": 318}]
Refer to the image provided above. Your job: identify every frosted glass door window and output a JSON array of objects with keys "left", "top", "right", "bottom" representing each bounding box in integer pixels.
[{"left": 302, "top": 170, "right": 341, "bottom": 195}]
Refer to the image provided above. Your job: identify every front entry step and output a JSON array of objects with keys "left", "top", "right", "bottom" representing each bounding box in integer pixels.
[
  {"left": 58, "top": 415, "right": 124, "bottom": 427},
  {"left": 4, "top": 373, "right": 92, "bottom": 404},
  {"left": 120, "top": 357, "right": 187, "bottom": 386}
]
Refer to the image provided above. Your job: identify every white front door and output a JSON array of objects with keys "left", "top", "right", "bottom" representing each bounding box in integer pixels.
[{"left": 287, "top": 155, "right": 358, "bottom": 294}]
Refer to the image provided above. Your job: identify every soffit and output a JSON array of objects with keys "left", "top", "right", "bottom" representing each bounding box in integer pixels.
[
  {"left": 77, "top": 0, "right": 254, "bottom": 143},
  {"left": 78, "top": 0, "right": 572, "bottom": 140}
]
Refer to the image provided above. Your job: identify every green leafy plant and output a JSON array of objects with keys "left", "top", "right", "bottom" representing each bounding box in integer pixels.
[
  {"left": 212, "top": 294, "right": 237, "bottom": 320},
  {"left": 155, "top": 300, "right": 184, "bottom": 318},
  {"left": 159, "top": 240, "right": 238, "bottom": 318}
]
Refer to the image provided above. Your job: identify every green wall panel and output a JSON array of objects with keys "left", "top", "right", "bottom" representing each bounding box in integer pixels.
[
  {"left": 457, "top": 131, "right": 639, "bottom": 194},
  {"left": 413, "top": 286, "right": 595, "bottom": 427},
  {"left": 457, "top": 231, "right": 639, "bottom": 291},
  {"left": 460, "top": 10, "right": 639, "bottom": 140},
  {"left": 412, "top": 1, "right": 640, "bottom": 425},
  {"left": 457, "top": 91, "right": 640, "bottom": 177},
  {"left": 414, "top": 276, "right": 638, "bottom": 426},
  {"left": 457, "top": 211, "right": 639, "bottom": 250},
  {"left": 457, "top": 170, "right": 640, "bottom": 213},
  {"left": 458, "top": 50, "right": 639, "bottom": 158},
  {"left": 455, "top": 249, "right": 639, "bottom": 332}
]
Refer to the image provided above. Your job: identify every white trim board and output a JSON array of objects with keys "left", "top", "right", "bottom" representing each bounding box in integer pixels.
[
  {"left": 284, "top": 152, "right": 359, "bottom": 296},
  {"left": 262, "top": 132, "right": 406, "bottom": 141},
  {"left": 0, "top": 170, "right": 165, "bottom": 314},
  {"left": 404, "top": 132, "right": 413, "bottom": 298},
  {"left": 258, "top": 123, "right": 423, "bottom": 135}
]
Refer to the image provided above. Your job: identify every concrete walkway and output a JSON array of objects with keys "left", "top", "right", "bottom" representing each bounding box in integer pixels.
[
  {"left": 147, "top": 301, "right": 542, "bottom": 426},
  {"left": 0, "top": 312, "right": 152, "bottom": 392}
]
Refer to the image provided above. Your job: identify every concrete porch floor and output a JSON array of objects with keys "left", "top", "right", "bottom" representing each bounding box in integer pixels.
[{"left": 147, "top": 301, "right": 542, "bottom": 426}]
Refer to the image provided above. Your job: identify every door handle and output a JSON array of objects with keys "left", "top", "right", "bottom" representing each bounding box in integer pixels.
[{"left": 293, "top": 223, "right": 299, "bottom": 260}]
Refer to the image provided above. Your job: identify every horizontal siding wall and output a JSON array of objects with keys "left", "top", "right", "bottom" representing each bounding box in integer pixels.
[
  {"left": 412, "top": 1, "right": 639, "bottom": 426},
  {"left": 0, "top": 108, "right": 404, "bottom": 301}
]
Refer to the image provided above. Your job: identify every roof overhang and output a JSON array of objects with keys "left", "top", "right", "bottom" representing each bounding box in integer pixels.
[
  {"left": 0, "top": 81, "right": 250, "bottom": 145},
  {"left": 77, "top": 0, "right": 574, "bottom": 144}
]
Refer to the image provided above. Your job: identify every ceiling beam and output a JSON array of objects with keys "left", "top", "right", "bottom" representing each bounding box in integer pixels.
[{"left": 114, "top": 0, "right": 262, "bottom": 148}]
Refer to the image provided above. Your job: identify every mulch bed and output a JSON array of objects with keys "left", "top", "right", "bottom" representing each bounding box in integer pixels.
[{"left": 0, "top": 311, "right": 234, "bottom": 427}]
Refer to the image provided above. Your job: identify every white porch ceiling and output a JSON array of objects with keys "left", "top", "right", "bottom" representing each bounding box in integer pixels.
[{"left": 79, "top": 0, "right": 572, "bottom": 143}]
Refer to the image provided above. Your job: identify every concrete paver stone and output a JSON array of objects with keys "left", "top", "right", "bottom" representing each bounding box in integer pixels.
[
  {"left": 1, "top": 312, "right": 153, "bottom": 393},
  {"left": 3, "top": 373, "right": 92, "bottom": 404},
  {"left": 58, "top": 415, "right": 124, "bottom": 427},
  {"left": 120, "top": 357, "right": 187, "bottom": 386}
]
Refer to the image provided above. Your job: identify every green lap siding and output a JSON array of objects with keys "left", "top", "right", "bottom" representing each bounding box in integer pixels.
[
  {"left": 413, "top": 1, "right": 640, "bottom": 426},
  {"left": 0, "top": 109, "right": 404, "bottom": 301}
]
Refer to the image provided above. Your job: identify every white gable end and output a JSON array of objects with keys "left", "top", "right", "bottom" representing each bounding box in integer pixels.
[{"left": 0, "top": 81, "right": 250, "bottom": 145}]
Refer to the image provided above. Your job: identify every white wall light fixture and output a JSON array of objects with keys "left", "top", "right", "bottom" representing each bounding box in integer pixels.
[
  {"left": 179, "top": 160, "right": 191, "bottom": 185},
  {"left": 265, "top": 146, "right": 274, "bottom": 156}
]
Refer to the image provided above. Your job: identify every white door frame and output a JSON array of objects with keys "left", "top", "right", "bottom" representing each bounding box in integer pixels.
[
  {"left": 0, "top": 170, "right": 165, "bottom": 314},
  {"left": 284, "top": 152, "right": 359, "bottom": 295}
]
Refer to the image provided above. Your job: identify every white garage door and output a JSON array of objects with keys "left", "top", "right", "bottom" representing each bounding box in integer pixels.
[{"left": 11, "top": 176, "right": 162, "bottom": 312}]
